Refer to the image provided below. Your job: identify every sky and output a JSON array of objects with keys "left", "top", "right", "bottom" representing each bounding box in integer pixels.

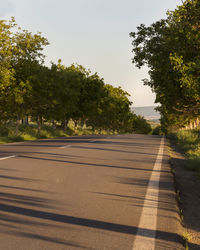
[{"left": 1, "top": 0, "right": 182, "bottom": 107}]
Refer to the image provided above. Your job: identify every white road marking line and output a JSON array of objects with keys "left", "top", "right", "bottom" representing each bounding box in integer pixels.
[
  {"left": 59, "top": 145, "right": 71, "bottom": 149},
  {"left": 132, "top": 136, "right": 165, "bottom": 250},
  {"left": 0, "top": 155, "right": 16, "bottom": 161}
]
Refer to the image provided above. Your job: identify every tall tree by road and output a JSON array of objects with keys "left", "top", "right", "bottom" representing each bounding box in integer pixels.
[{"left": 130, "top": 0, "right": 200, "bottom": 132}]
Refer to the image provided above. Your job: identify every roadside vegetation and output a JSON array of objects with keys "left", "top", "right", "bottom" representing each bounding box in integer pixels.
[
  {"left": 0, "top": 17, "right": 151, "bottom": 143},
  {"left": 0, "top": 116, "right": 152, "bottom": 144},
  {"left": 130, "top": 1, "right": 200, "bottom": 247},
  {"left": 130, "top": 0, "right": 200, "bottom": 134},
  {"left": 130, "top": 0, "right": 200, "bottom": 171},
  {"left": 0, "top": 122, "right": 115, "bottom": 144},
  {"left": 152, "top": 125, "right": 163, "bottom": 136},
  {"left": 168, "top": 129, "right": 200, "bottom": 173}
]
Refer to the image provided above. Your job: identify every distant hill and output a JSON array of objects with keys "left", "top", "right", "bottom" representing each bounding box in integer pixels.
[{"left": 132, "top": 106, "right": 160, "bottom": 122}]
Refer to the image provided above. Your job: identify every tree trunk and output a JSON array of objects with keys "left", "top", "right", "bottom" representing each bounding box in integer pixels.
[
  {"left": 15, "top": 114, "right": 21, "bottom": 135},
  {"left": 52, "top": 120, "right": 56, "bottom": 130},
  {"left": 22, "top": 116, "right": 29, "bottom": 125},
  {"left": 74, "top": 120, "right": 78, "bottom": 129},
  {"left": 194, "top": 121, "right": 197, "bottom": 129},
  {"left": 196, "top": 118, "right": 200, "bottom": 127},
  {"left": 63, "top": 119, "right": 69, "bottom": 132},
  {"left": 26, "top": 116, "right": 29, "bottom": 125},
  {"left": 37, "top": 115, "right": 41, "bottom": 134},
  {"left": 80, "top": 120, "right": 84, "bottom": 129}
]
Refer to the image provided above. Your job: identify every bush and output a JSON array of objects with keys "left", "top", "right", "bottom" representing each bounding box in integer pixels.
[
  {"left": 152, "top": 125, "right": 162, "bottom": 135},
  {"left": 0, "top": 126, "right": 10, "bottom": 136},
  {"left": 171, "top": 130, "right": 199, "bottom": 152},
  {"left": 168, "top": 129, "right": 200, "bottom": 173},
  {"left": 185, "top": 157, "right": 200, "bottom": 172},
  {"left": 133, "top": 116, "right": 152, "bottom": 134}
]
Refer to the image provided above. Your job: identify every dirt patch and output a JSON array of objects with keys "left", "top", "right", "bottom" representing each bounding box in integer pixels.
[{"left": 170, "top": 144, "right": 200, "bottom": 249}]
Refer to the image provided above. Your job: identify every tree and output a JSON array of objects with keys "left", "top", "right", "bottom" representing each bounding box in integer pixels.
[
  {"left": 0, "top": 18, "right": 16, "bottom": 121},
  {"left": 87, "top": 84, "right": 132, "bottom": 132},
  {"left": 132, "top": 115, "right": 152, "bottom": 134},
  {"left": 11, "top": 27, "right": 49, "bottom": 133},
  {"left": 0, "top": 17, "right": 49, "bottom": 133},
  {"left": 130, "top": 0, "right": 200, "bottom": 132},
  {"left": 1, "top": 17, "right": 142, "bottom": 136},
  {"left": 45, "top": 62, "right": 84, "bottom": 130}
]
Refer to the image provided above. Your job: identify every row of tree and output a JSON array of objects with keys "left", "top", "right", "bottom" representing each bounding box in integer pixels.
[
  {"left": 0, "top": 18, "right": 151, "bottom": 134},
  {"left": 130, "top": 0, "right": 200, "bottom": 132}
]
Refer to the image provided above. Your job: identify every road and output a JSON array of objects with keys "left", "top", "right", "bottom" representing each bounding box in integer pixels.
[{"left": 0, "top": 134, "right": 183, "bottom": 250}]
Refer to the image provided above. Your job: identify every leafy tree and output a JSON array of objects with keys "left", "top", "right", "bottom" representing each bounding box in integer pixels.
[
  {"left": 0, "top": 17, "right": 151, "bottom": 136},
  {"left": 46, "top": 63, "right": 84, "bottom": 130},
  {"left": 12, "top": 27, "right": 49, "bottom": 132},
  {"left": 130, "top": 0, "right": 200, "bottom": 132},
  {"left": 87, "top": 85, "right": 132, "bottom": 132},
  {"left": 0, "top": 18, "right": 16, "bottom": 121},
  {"left": 132, "top": 115, "right": 152, "bottom": 134},
  {"left": 0, "top": 17, "right": 49, "bottom": 132}
]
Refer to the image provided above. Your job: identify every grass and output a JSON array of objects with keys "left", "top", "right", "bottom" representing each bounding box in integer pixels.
[
  {"left": 0, "top": 122, "right": 115, "bottom": 144},
  {"left": 0, "top": 135, "right": 24, "bottom": 144},
  {"left": 0, "top": 118, "right": 154, "bottom": 145},
  {"left": 183, "top": 231, "right": 192, "bottom": 250},
  {"left": 168, "top": 129, "right": 200, "bottom": 173}
]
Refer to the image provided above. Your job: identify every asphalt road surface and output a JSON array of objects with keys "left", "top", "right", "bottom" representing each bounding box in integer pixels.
[{"left": 0, "top": 134, "right": 184, "bottom": 250}]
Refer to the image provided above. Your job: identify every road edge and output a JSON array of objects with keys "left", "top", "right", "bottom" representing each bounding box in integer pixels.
[{"left": 168, "top": 140, "right": 200, "bottom": 249}]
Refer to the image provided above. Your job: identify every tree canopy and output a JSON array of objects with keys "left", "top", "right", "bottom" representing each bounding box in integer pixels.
[
  {"left": 130, "top": 0, "right": 200, "bottom": 132},
  {"left": 0, "top": 17, "right": 150, "bottom": 135}
]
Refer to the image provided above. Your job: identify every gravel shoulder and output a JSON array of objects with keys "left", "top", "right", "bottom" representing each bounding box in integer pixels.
[{"left": 170, "top": 144, "right": 200, "bottom": 249}]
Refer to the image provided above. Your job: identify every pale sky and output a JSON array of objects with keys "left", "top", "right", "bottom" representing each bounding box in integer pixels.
[{"left": 1, "top": 0, "right": 181, "bottom": 107}]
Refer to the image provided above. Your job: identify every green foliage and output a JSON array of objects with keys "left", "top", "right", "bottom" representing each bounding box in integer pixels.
[
  {"left": 87, "top": 84, "right": 133, "bottom": 132},
  {"left": 0, "top": 122, "right": 115, "bottom": 144},
  {"left": 132, "top": 115, "right": 152, "bottom": 134},
  {"left": 168, "top": 129, "right": 200, "bottom": 172},
  {"left": 130, "top": 0, "right": 200, "bottom": 131},
  {"left": 168, "top": 130, "right": 199, "bottom": 151},
  {"left": 0, "top": 17, "right": 151, "bottom": 137},
  {"left": 0, "top": 126, "right": 10, "bottom": 137},
  {"left": 152, "top": 125, "right": 162, "bottom": 135},
  {"left": 0, "top": 18, "right": 49, "bottom": 123}
]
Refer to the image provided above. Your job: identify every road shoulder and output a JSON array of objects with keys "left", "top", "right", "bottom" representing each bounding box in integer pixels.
[{"left": 170, "top": 144, "right": 200, "bottom": 249}]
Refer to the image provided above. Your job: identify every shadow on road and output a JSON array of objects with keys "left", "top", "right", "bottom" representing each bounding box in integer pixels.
[
  {"left": 0, "top": 202, "right": 183, "bottom": 246},
  {"left": 17, "top": 155, "right": 168, "bottom": 173},
  {"left": 0, "top": 135, "right": 186, "bottom": 249}
]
